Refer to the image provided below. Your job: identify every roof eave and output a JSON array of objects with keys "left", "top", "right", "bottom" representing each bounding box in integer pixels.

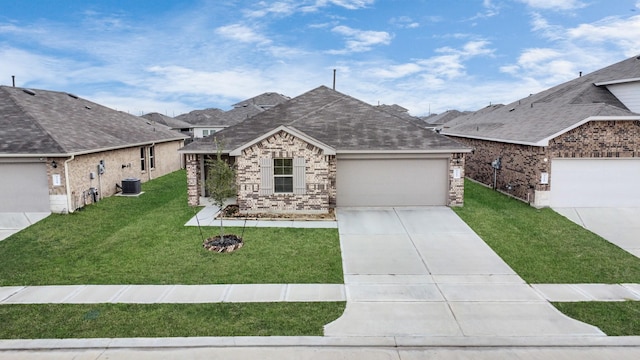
[
  {"left": 595, "top": 77, "right": 640, "bottom": 86},
  {"left": 337, "top": 148, "right": 472, "bottom": 154},
  {"left": 445, "top": 115, "right": 640, "bottom": 147},
  {"left": 1, "top": 137, "right": 186, "bottom": 158}
]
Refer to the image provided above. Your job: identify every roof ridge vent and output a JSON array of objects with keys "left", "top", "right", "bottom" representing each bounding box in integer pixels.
[
  {"left": 22, "top": 89, "right": 36, "bottom": 96},
  {"left": 67, "top": 93, "right": 79, "bottom": 99}
]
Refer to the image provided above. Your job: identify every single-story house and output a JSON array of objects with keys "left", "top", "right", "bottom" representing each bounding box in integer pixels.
[
  {"left": 0, "top": 86, "right": 187, "bottom": 214},
  {"left": 179, "top": 86, "right": 471, "bottom": 213},
  {"left": 142, "top": 112, "right": 193, "bottom": 137},
  {"left": 442, "top": 55, "right": 640, "bottom": 208},
  {"left": 177, "top": 92, "right": 290, "bottom": 138}
]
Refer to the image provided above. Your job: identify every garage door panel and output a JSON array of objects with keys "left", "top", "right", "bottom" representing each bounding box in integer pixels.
[
  {"left": 551, "top": 159, "right": 640, "bottom": 207},
  {"left": 0, "top": 163, "right": 50, "bottom": 212},
  {"left": 337, "top": 159, "right": 448, "bottom": 207}
]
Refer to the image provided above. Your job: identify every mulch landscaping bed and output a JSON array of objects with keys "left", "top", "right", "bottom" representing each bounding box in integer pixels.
[{"left": 216, "top": 205, "right": 336, "bottom": 221}]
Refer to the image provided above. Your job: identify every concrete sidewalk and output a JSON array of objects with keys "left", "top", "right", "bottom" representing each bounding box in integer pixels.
[
  {"left": 2, "top": 282, "right": 639, "bottom": 304},
  {"left": 325, "top": 207, "right": 606, "bottom": 338},
  {"left": 0, "top": 284, "right": 345, "bottom": 304}
]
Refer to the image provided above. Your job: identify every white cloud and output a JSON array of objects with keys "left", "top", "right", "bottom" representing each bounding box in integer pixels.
[
  {"left": 327, "top": 25, "right": 392, "bottom": 54},
  {"left": 390, "top": 16, "right": 420, "bottom": 29},
  {"left": 518, "top": 0, "right": 587, "bottom": 11},
  {"left": 567, "top": 15, "right": 640, "bottom": 56},
  {"left": 214, "top": 24, "right": 272, "bottom": 45}
]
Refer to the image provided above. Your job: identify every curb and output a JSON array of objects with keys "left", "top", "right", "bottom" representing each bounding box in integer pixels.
[{"left": 2, "top": 335, "right": 640, "bottom": 350}]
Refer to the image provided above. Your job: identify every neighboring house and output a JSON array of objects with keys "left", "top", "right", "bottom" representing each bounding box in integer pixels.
[
  {"left": 141, "top": 112, "right": 193, "bottom": 137},
  {"left": 0, "top": 86, "right": 187, "bottom": 214},
  {"left": 177, "top": 92, "right": 290, "bottom": 138},
  {"left": 179, "top": 86, "right": 471, "bottom": 213},
  {"left": 175, "top": 108, "right": 227, "bottom": 138},
  {"left": 442, "top": 55, "right": 640, "bottom": 208},
  {"left": 424, "top": 110, "right": 473, "bottom": 131}
]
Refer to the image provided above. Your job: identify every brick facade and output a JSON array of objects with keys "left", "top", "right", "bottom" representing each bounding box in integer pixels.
[
  {"left": 185, "top": 133, "right": 465, "bottom": 210},
  {"left": 236, "top": 131, "right": 334, "bottom": 214},
  {"left": 450, "top": 120, "right": 640, "bottom": 207},
  {"left": 448, "top": 153, "right": 466, "bottom": 206},
  {"left": 47, "top": 140, "right": 183, "bottom": 213}
]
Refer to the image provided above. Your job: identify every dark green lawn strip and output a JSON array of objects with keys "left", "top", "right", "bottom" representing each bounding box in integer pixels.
[
  {"left": 0, "top": 302, "right": 346, "bottom": 338},
  {"left": 554, "top": 302, "right": 640, "bottom": 336},
  {"left": 453, "top": 180, "right": 640, "bottom": 284},
  {"left": 0, "top": 171, "right": 343, "bottom": 285}
]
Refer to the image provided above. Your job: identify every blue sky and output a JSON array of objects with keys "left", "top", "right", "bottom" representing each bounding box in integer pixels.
[{"left": 1, "top": 0, "right": 639, "bottom": 116}]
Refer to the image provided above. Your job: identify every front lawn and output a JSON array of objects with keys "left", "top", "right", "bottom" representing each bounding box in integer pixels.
[
  {"left": 453, "top": 180, "right": 640, "bottom": 284},
  {"left": 0, "top": 302, "right": 346, "bottom": 338},
  {"left": 0, "top": 170, "right": 343, "bottom": 285}
]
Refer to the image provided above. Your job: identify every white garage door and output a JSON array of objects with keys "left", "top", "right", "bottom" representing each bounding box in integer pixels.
[
  {"left": 0, "top": 162, "right": 50, "bottom": 212},
  {"left": 336, "top": 158, "right": 448, "bottom": 207},
  {"left": 551, "top": 159, "right": 640, "bottom": 207}
]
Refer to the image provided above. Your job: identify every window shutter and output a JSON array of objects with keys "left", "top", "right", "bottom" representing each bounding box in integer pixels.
[
  {"left": 260, "top": 158, "right": 273, "bottom": 195},
  {"left": 293, "top": 157, "right": 306, "bottom": 195}
]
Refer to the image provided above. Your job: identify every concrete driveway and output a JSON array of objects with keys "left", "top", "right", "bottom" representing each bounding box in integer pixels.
[
  {"left": 325, "top": 207, "right": 604, "bottom": 338},
  {"left": 554, "top": 208, "right": 640, "bottom": 258},
  {"left": 0, "top": 213, "right": 50, "bottom": 241}
]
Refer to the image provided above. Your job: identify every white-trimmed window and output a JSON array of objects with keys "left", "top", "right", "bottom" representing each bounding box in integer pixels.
[{"left": 274, "top": 158, "right": 293, "bottom": 193}]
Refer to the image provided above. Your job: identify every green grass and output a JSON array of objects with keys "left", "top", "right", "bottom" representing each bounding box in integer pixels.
[
  {"left": 554, "top": 302, "right": 640, "bottom": 336},
  {"left": 453, "top": 180, "right": 640, "bottom": 284},
  {"left": 0, "top": 170, "right": 343, "bottom": 285},
  {"left": 0, "top": 302, "right": 346, "bottom": 338}
]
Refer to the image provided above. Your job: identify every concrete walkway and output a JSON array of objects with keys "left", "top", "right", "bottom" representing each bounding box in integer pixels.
[
  {"left": 325, "top": 207, "right": 606, "bottom": 338},
  {"left": 554, "top": 207, "right": 640, "bottom": 257},
  {"left": 0, "top": 212, "right": 50, "bottom": 241},
  {"left": 184, "top": 203, "right": 338, "bottom": 228}
]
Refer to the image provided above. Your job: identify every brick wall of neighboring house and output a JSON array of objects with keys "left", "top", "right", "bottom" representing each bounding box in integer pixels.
[
  {"left": 50, "top": 140, "right": 183, "bottom": 213},
  {"left": 449, "top": 137, "right": 551, "bottom": 205},
  {"left": 449, "top": 120, "right": 640, "bottom": 206},
  {"left": 236, "top": 130, "right": 334, "bottom": 213}
]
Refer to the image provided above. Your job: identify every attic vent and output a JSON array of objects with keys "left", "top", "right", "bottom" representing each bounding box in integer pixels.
[
  {"left": 22, "top": 89, "right": 36, "bottom": 96},
  {"left": 85, "top": 105, "right": 91, "bottom": 110},
  {"left": 67, "top": 93, "right": 79, "bottom": 99}
]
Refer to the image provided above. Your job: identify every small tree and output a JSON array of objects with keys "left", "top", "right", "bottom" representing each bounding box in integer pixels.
[{"left": 205, "top": 139, "right": 237, "bottom": 241}]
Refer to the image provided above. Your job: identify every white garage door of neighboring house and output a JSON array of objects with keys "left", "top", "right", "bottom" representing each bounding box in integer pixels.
[
  {"left": 336, "top": 158, "right": 449, "bottom": 207},
  {"left": 551, "top": 158, "right": 640, "bottom": 207},
  {"left": 0, "top": 162, "right": 50, "bottom": 212}
]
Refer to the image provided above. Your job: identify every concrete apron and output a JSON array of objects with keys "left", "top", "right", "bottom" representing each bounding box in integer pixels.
[{"left": 325, "top": 207, "right": 605, "bottom": 338}]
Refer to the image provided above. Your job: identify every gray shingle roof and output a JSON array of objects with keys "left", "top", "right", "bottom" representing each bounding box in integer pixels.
[
  {"left": 181, "top": 86, "right": 470, "bottom": 154},
  {"left": 141, "top": 112, "right": 193, "bottom": 130},
  {"left": 424, "top": 110, "right": 472, "bottom": 125},
  {"left": 175, "top": 108, "right": 227, "bottom": 126},
  {"left": 442, "top": 55, "right": 640, "bottom": 145},
  {"left": 0, "top": 86, "right": 186, "bottom": 156},
  {"left": 232, "top": 92, "right": 290, "bottom": 109}
]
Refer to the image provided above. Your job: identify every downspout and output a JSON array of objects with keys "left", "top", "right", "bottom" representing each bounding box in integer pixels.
[{"left": 64, "top": 155, "right": 75, "bottom": 213}]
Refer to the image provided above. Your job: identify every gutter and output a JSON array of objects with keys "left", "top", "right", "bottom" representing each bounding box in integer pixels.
[{"left": 0, "top": 138, "right": 186, "bottom": 159}]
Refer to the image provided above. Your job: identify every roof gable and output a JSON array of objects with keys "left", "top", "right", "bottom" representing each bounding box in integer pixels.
[{"left": 229, "top": 125, "right": 336, "bottom": 156}]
